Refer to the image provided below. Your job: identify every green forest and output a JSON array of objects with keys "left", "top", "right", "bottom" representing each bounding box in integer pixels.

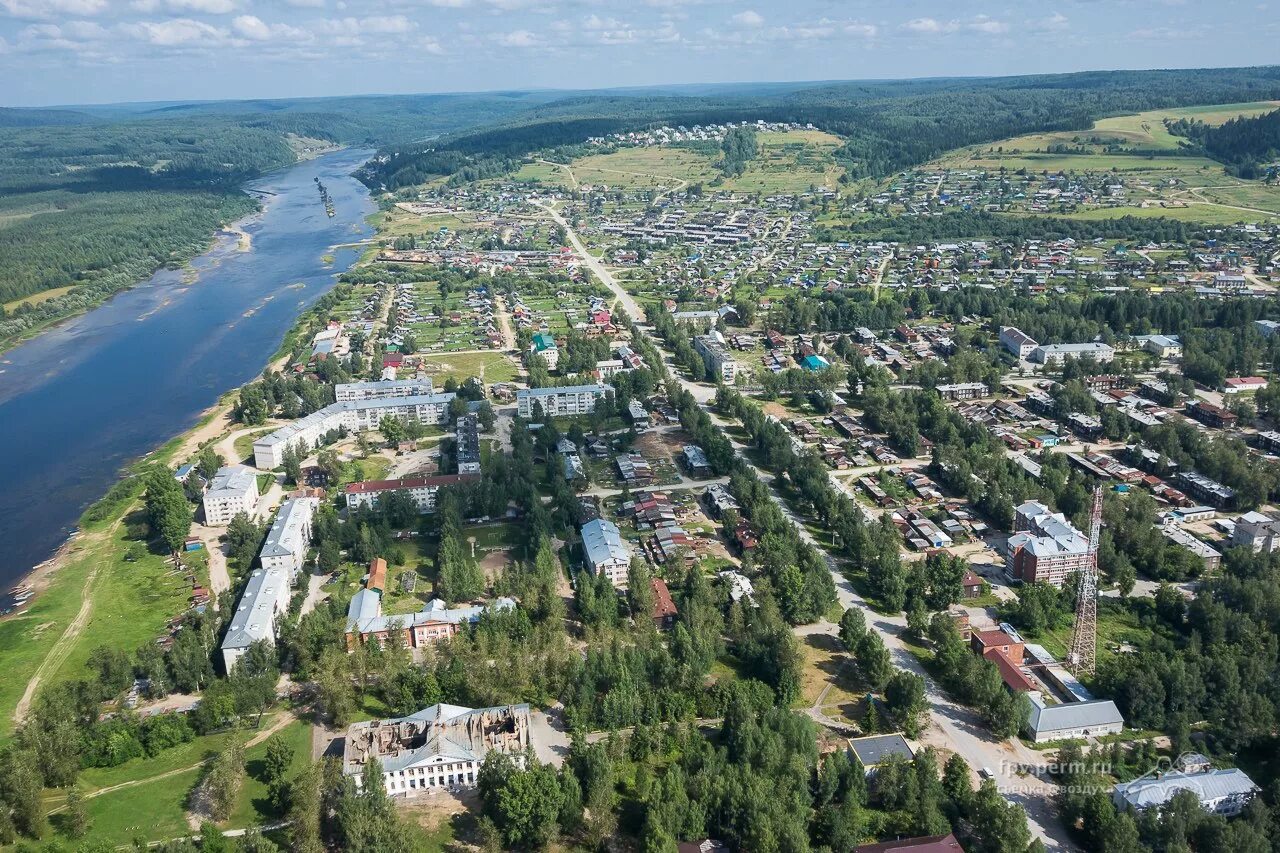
[{"left": 359, "top": 66, "right": 1280, "bottom": 190}]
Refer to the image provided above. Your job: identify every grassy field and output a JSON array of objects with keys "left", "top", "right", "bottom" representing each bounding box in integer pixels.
[
  {"left": 1039, "top": 203, "right": 1277, "bottom": 224},
  {"left": 572, "top": 146, "right": 718, "bottom": 190},
  {"left": 723, "top": 129, "right": 846, "bottom": 194},
  {"left": 419, "top": 350, "right": 517, "bottom": 384},
  {"left": 67, "top": 765, "right": 204, "bottom": 847},
  {"left": 233, "top": 427, "right": 276, "bottom": 463},
  {"left": 0, "top": 514, "right": 197, "bottom": 738},
  {"left": 2, "top": 284, "right": 78, "bottom": 311},
  {"left": 225, "top": 718, "right": 313, "bottom": 830}
]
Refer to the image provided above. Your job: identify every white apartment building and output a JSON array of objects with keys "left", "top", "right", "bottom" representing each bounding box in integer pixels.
[
  {"left": 334, "top": 377, "right": 435, "bottom": 402},
  {"left": 517, "top": 384, "right": 611, "bottom": 419},
  {"left": 253, "top": 393, "right": 456, "bottom": 469},
  {"left": 344, "top": 473, "right": 479, "bottom": 514},
  {"left": 581, "top": 517, "right": 632, "bottom": 586},
  {"left": 1000, "top": 326, "right": 1039, "bottom": 360},
  {"left": 202, "top": 465, "right": 259, "bottom": 526},
  {"left": 694, "top": 333, "right": 738, "bottom": 382},
  {"left": 258, "top": 497, "right": 318, "bottom": 580},
  {"left": 220, "top": 567, "right": 291, "bottom": 673},
  {"left": 1031, "top": 342, "right": 1116, "bottom": 365},
  {"left": 1232, "top": 511, "right": 1280, "bottom": 552}
]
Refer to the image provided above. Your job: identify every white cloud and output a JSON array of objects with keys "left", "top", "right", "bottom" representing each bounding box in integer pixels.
[
  {"left": 844, "top": 22, "right": 877, "bottom": 37},
  {"left": 732, "top": 9, "right": 763, "bottom": 27},
  {"left": 583, "top": 14, "right": 621, "bottom": 30},
  {"left": 495, "top": 28, "right": 536, "bottom": 46},
  {"left": 122, "top": 17, "right": 225, "bottom": 45},
  {"left": 0, "top": 0, "right": 107, "bottom": 20},
  {"left": 424, "top": 0, "right": 468, "bottom": 5},
  {"left": 1030, "top": 12, "right": 1069, "bottom": 32},
  {"left": 904, "top": 17, "right": 947, "bottom": 33},
  {"left": 319, "top": 14, "right": 414, "bottom": 35},
  {"left": 903, "top": 15, "right": 1008, "bottom": 35},
  {"left": 420, "top": 34, "right": 443, "bottom": 53},
  {"left": 283, "top": 0, "right": 324, "bottom": 8},
  {"left": 131, "top": 0, "right": 238, "bottom": 13},
  {"left": 232, "top": 14, "right": 310, "bottom": 41},
  {"left": 967, "top": 15, "right": 1007, "bottom": 34}
]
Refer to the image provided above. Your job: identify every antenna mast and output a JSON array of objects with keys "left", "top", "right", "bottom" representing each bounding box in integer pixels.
[{"left": 1068, "top": 485, "right": 1103, "bottom": 676}]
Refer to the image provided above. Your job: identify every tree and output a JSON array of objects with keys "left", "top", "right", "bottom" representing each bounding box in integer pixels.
[
  {"left": 379, "top": 415, "right": 405, "bottom": 446},
  {"left": 286, "top": 761, "right": 325, "bottom": 853},
  {"left": 282, "top": 444, "right": 303, "bottom": 486},
  {"left": 884, "top": 671, "right": 928, "bottom": 737},
  {"left": 478, "top": 752, "right": 564, "bottom": 849},
  {"left": 263, "top": 734, "right": 295, "bottom": 813},
  {"left": 855, "top": 630, "right": 892, "bottom": 690},
  {"left": 203, "top": 742, "right": 246, "bottom": 821},
  {"left": 839, "top": 607, "right": 866, "bottom": 650},
  {"left": 144, "top": 465, "right": 193, "bottom": 555},
  {"left": 64, "top": 785, "right": 89, "bottom": 838}
]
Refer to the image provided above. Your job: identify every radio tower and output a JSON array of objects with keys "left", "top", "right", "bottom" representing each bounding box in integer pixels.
[{"left": 1068, "top": 485, "right": 1103, "bottom": 676}]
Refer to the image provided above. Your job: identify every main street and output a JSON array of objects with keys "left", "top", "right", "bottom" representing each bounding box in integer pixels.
[{"left": 539, "top": 197, "right": 1075, "bottom": 850}]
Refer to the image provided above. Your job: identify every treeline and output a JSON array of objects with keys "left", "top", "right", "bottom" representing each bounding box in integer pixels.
[
  {"left": 361, "top": 66, "right": 1280, "bottom": 189},
  {"left": 1168, "top": 108, "right": 1280, "bottom": 178},
  {"left": 0, "top": 190, "right": 257, "bottom": 306},
  {"left": 477, "top": 705, "right": 1037, "bottom": 853}
]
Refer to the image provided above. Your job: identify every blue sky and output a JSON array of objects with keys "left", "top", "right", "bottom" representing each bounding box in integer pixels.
[{"left": 2, "top": 0, "right": 1277, "bottom": 107}]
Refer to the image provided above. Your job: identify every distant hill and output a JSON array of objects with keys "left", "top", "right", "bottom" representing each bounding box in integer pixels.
[
  {"left": 0, "top": 106, "right": 95, "bottom": 128},
  {"left": 357, "top": 65, "right": 1280, "bottom": 191}
]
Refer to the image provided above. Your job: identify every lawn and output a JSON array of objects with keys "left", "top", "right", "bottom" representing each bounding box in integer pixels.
[
  {"left": 1033, "top": 603, "right": 1153, "bottom": 679},
  {"left": 0, "top": 515, "right": 196, "bottom": 739},
  {"left": 723, "top": 129, "right": 846, "bottom": 194},
  {"left": 419, "top": 350, "right": 516, "bottom": 384},
  {"left": 1034, "top": 203, "right": 1276, "bottom": 225},
  {"left": 225, "top": 718, "right": 313, "bottom": 830},
  {"left": 63, "top": 766, "right": 203, "bottom": 847},
  {"left": 571, "top": 146, "right": 718, "bottom": 189}
]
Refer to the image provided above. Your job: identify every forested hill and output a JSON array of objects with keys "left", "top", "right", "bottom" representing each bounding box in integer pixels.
[
  {"left": 357, "top": 65, "right": 1280, "bottom": 191},
  {"left": 1168, "top": 107, "right": 1280, "bottom": 178}
]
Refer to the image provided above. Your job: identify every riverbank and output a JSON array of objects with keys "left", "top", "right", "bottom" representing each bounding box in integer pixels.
[
  {"left": 0, "top": 273, "right": 360, "bottom": 736},
  {"left": 0, "top": 199, "right": 261, "bottom": 359},
  {"left": 0, "top": 146, "right": 345, "bottom": 359},
  {"left": 0, "top": 149, "right": 375, "bottom": 736}
]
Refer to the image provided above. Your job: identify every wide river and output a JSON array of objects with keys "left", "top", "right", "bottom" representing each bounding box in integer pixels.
[{"left": 0, "top": 148, "right": 374, "bottom": 601}]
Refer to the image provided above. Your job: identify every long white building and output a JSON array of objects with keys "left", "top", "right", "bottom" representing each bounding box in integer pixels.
[
  {"left": 202, "top": 465, "right": 259, "bottom": 526},
  {"left": 344, "top": 703, "right": 531, "bottom": 797},
  {"left": 335, "top": 377, "right": 435, "bottom": 402},
  {"left": 253, "top": 393, "right": 456, "bottom": 468},
  {"left": 517, "top": 384, "right": 611, "bottom": 419},
  {"left": 259, "top": 497, "right": 318, "bottom": 579},
  {"left": 220, "top": 567, "right": 291, "bottom": 673},
  {"left": 1031, "top": 342, "right": 1115, "bottom": 365}
]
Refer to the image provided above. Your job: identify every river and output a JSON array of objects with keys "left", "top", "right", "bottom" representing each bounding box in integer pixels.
[{"left": 0, "top": 148, "right": 375, "bottom": 603}]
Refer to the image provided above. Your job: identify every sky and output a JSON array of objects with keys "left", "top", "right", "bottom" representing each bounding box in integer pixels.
[{"left": 1, "top": 0, "right": 1277, "bottom": 107}]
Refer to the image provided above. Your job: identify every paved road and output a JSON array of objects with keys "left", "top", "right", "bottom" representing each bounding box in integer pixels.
[{"left": 545, "top": 204, "right": 1075, "bottom": 850}]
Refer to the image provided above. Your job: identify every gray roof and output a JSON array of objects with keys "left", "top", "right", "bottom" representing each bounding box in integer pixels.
[
  {"left": 346, "top": 595, "right": 515, "bottom": 635},
  {"left": 220, "top": 568, "right": 289, "bottom": 652},
  {"left": 1115, "top": 769, "right": 1258, "bottom": 811},
  {"left": 517, "top": 383, "right": 609, "bottom": 399},
  {"left": 336, "top": 378, "right": 434, "bottom": 396},
  {"left": 255, "top": 393, "right": 456, "bottom": 450},
  {"left": 260, "top": 498, "right": 315, "bottom": 559},
  {"left": 206, "top": 465, "right": 257, "bottom": 499},
  {"left": 344, "top": 702, "right": 530, "bottom": 774},
  {"left": 848, "top": 734, "right": 914, "bottom": 767},
  {"left": 1027, "top": 695, "right": 1124, "bottom": 736},
  {"left": 581, "top": 518, "right": 630, "bottom": 569}
]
